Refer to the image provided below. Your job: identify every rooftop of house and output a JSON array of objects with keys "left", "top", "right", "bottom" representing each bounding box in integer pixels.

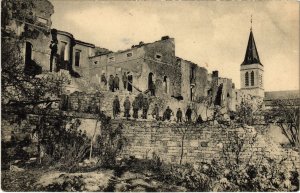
[
  {"left": 75, "top": 39, "right": 95, "bottom": 48},
  {"left": 264, "top": 90, "right": 300, "bottom": 101}
]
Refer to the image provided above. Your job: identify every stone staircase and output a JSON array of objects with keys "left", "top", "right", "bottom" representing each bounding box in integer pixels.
[
  {"left": 100, "top": 90, "right": 138, "bottom": 118},
  {"left": 99, "top": 90, "right": 171, "bottom": 120}
]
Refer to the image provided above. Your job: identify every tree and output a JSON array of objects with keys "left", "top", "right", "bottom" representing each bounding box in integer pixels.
[
  {"left": 95, "top": 115, "right": 127, "bottom": 167},
  {"left": 215, "top": 124, "right": 299, "bottom": 192},
  {"left": 265, "top": 98, "right": 300, "bottom": 148},
  {"left": 1, "top": 0, "right": 93, "bottom": 169},
  {"left": 234, "top": 96, "right": 264, "bottom": 125},
  {"left": 178, "top": 126, "right": 188, "bottom": 165},
  {"left": 1, "top": 37, "right": 71, "bottom": 165}
]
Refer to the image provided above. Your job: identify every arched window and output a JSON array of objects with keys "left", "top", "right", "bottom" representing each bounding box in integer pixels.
[
  {"left": 148, "top": 72, "right": 154, "bottom": 89},
  {"left": 245, "top": 72, "right": 249, "bottom": 86},
  {"left": 148, "top": 72, "right": 156, "bottom": 96},
  {"left": 251, "top": 71, "right": 254, "bottom": 86}
]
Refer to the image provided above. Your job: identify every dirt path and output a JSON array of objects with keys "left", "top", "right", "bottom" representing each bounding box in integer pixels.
[{"left": 2, "top": 166, "right": 187, "bottom": 192}]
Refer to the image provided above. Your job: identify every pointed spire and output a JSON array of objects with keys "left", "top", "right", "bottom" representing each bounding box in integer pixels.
[
  {"left": 241, "top": 23, "right": 262, "bottom": 66},
  {"left": 250, "top": 14, "right": 252, "bottom": 31}
]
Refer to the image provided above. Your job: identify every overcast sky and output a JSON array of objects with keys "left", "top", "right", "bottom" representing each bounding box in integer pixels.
[{"left": 50, "top": 0, "right": 299, "bottom": 92}]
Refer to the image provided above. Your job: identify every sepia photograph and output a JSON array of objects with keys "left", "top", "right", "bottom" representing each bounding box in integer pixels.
[{"left": 1, "top": 0, "right": 299, "bottom": 192}]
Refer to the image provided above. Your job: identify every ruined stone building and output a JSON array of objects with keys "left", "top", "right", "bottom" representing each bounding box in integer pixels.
[
  {"left": 89, "top": 37, "right": 211, "bottom": 101},
  {"left": 1, "top": 0, "right": 54, "bottom": 74},
  {"left": 2, "top": 0, "right": 270, "bottom": 113},
  {"left": 1, "top": 0, "right": 109, "bottom": 77}
]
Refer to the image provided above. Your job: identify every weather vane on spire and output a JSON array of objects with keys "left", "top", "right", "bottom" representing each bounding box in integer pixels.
[{"left": 250, "top": 14, "right": 253, "bottom": 31}]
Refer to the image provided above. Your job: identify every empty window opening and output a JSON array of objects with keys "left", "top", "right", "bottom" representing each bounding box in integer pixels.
[
  {"left": 127, "top": 74, "right": 133, "bottom": 92},
  {"left": 155, "top": 54, "right": 162, "bottom": 61},
  {"left": 148, "top": 72, "right": 154, "bottom": 90},
  {"left": 207, "top": 89, "right": 212, "bottom": 96},
  {"left": 127, "top": 52, "right": 133, "bottom": 57},
  {"left": 25, "top": 42, "right": 32, "bottom": 66},
  {"left": 214, "top": 84, "right": 223, "bottom": 106},
  {"left": 60, "top": 41, "right": 67, "bottom": 62},
  {"left": 108, "top": 56, "right": 115, "bottom": 62},
  {"left": 163, "top": 76, "right": 169, "bottom": 94},
  {"left": 75, "top": 50, "right": 81, "bottom": 67},
  {"left": 190, "top": 85, "right": 195, "bottom": 101},
  {"left": 190, "top": 66, "right": 196, "bottom": 83}
]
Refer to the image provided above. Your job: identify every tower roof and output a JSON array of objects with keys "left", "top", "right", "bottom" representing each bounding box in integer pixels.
[{"left": 241, "top": 30, "right": 262, "bottom": 66}]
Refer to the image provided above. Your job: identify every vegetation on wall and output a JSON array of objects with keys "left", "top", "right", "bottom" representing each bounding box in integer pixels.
[
  {"left": 2, "top": 0, "right": 51, "bottom": 39},
  {"left": 1, "top": 38, "right": 68, "bottom": 111}
]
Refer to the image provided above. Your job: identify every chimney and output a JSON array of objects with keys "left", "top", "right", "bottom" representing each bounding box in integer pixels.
[
  {"left": 212, "top": 70, "right": 219, "bottom": 78},
  {"left": 161, "top": 36, "right": 170, "bottom": 40}
]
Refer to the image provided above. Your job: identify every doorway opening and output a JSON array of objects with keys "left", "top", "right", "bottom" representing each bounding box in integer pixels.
[{"left": 128, "top": 74, "right": 133, "bottom": 92}]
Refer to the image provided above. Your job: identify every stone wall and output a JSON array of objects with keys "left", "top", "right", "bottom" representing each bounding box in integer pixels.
[
  {"left": 63, "top": 91, "right": 103, "bottom": 113},
  {"left": 111, "top": 120, "right": 300, "bottom": 170},
  {"left": 88, "top": 37, "right": 182, "bottom": 97},
  {"left": 1, "top": 114, "right": 33, "bottom": 142},
  {"left": 2, "top": 109, "right": 299, "bottom": 173},
  {"left": 63, "top": 89, "right": 214, "bottom": 122},
  {"left": 73, "top": 41, "right": 95, "bottom": 78},
  {"left": 144, "top": 37, "right": 176, "bottom": 65},
  {"left": 89, "top": 51, "right": 146, "bottom": 94},
  {"left": 3, "top": 0, "right": 55, "bottom": 72},
  {"left": 218, "top": 77, "right": 234, "bottom": 109},
  {"left": 179, "top": 58, "right": 209, "bottom": 102},
  {"left": 146, "top": 59, "right": 182, "bottom": 98},
  {"left": 180, "top": 59, "right": 192, "bottom": 101},
  {"left": 208, "top": 72, "right": 238, "bottom": 111},
  {"left": 143, "top": 38, "right": 181, "bottom": 97},
  {"left": 194, "top": 66, "right": 208, "bottom": 99}
]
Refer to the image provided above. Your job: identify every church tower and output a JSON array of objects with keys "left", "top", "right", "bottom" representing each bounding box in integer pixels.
[{"left": 240, "top": 18, "right": 264, "bottom": 98}]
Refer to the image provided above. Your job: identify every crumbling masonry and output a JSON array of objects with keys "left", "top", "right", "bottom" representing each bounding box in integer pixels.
[{"left": 2, "top": 0, "right": 242, "bottom": 113}]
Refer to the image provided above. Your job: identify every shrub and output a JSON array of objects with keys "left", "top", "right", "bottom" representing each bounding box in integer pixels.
[
  {"left": 95, "top": 119, "right": 127, "bottom": 168},
  {"left": 215, "top": 124, "right": 299, "bottom": 192}
]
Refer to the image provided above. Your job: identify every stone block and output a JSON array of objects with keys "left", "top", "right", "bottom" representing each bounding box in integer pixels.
[
  {"left": 190, "top": 140, "right": 199, "bottom": 147},
  {"left": 167, "top": 141, "right": 178, "bottom": 147},
  {"left": 167, "top": 150, "right": 180, "bottom": 154}
]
